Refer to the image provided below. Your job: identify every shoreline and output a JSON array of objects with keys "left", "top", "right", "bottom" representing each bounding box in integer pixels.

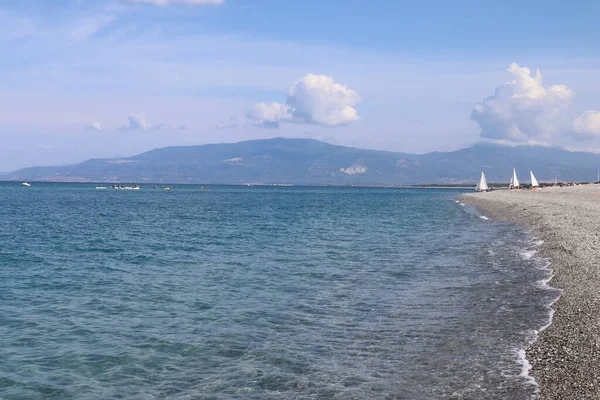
[{"left": 463, "top": 185, "right": 600, "bottom": 399}]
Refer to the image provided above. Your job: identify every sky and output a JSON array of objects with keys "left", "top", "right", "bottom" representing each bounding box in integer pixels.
[{"left": 1, "top": 0, "right": 600, "bottom": 171}]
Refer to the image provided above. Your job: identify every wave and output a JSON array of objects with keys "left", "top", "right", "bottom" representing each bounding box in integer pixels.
[
  {"left": 515, "top": 239, "right": 562, "bottom": 397},
  {"left": 520, "top": 249, "right": 537, "bottom": 260}
]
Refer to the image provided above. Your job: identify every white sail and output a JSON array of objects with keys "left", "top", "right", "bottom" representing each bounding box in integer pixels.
[
  {"left": 530, "top": 170, "right": 539, "bottom": 188},
  {"left": 512, "top": 168, "right": 520, "bottom": 189},
  {"left": 476, "top": 171, "right": 489, "bottom": 191}
]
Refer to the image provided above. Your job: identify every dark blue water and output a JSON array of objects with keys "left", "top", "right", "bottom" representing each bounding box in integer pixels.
[{"left": 0, "top": 183, "right": 559, "bottom": 399}]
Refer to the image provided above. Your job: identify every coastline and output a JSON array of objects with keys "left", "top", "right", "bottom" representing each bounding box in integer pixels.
[{"left": 463, "top": 185, "right": 600, "bottom": 399}]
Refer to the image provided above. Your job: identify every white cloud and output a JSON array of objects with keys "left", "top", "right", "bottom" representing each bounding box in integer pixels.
[
  {"left": 118, "top": 112, "right": 161, "bottom": 131},
  {"left": 573, "top": 111, "right": 600, "bottom": 139},
  {"left": 471, "top": 63, "right": 573, "bottom": 142},
  {"left": 84, "top": 122, "right": 102, "bottom": 131},
  {"left": 287, "top": 74, "right": 361, "bottom": 126},
  {"left": 127, "top": 0, "right": 224, "bottom": 6},
  {"left": 246, "top": 74, "right": 361, "bottom": 129},
  {"left": 247, "top": 102, "right": 294, "bottom": 128},
  {"left": 222, "top": 157, "right": 243, "bottom": 164}
]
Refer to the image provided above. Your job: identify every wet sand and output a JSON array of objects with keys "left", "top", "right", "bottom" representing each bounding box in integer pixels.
[{"left": 463, "top": 185, "right": 600, "bottom": 400}]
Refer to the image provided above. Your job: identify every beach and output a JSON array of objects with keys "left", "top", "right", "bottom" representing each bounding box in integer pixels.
[{"left": 464, "top": 185, "right": 600, "bottom": 399}]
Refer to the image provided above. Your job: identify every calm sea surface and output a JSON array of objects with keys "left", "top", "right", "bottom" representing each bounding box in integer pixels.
[{"left": 0, "top": 183, "right": 559, "bottom": 399}]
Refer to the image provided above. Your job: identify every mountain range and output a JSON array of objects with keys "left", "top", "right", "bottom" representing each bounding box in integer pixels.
[{"left": 3, "top": 138, "right": 600, "bottom": 185}]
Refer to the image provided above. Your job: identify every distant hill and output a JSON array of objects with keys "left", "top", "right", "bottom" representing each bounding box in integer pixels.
[{"left": 3, "top": 138, "right": 600, "bottom": 185}]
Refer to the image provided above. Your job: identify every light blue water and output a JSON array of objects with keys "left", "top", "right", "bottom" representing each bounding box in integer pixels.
[{"left": 0, "top": 184, "right": 559, "bottom": 399}]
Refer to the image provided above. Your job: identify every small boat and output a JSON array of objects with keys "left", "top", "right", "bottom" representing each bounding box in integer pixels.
[
  {"left": 112, "top": 184, "right": 139, "bottom": 190},
  {"left": 509, "top": 168, "right": 520, "bottom": 189},
  {"left": 530, "top": 170, "right": 539, "bottom": 190},
  {"left": 21, "top": 180, "right": 31, "bottom": 187},
  {"left": 164, "top": 186, "right": 170, "bottom": 190},
  {"left": 475, "top": 171, "right": 489, "bottom": 192}
]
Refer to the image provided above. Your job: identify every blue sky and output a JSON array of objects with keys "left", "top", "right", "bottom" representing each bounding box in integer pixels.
[{"left": 1, "top": 0, "right": 600, "bottom": 170}]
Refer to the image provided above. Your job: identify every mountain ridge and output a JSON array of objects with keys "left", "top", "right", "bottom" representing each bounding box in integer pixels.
[{"left": 3, "top": 138, "right": 600, "bottom": 185}]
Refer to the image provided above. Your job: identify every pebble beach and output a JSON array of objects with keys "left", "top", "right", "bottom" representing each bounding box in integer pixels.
[{"left": 464, "top": 185, "right": 600, "bottom": 400}]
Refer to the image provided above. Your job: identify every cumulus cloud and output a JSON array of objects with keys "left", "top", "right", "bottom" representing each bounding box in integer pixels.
[
  {"left": 84, "top": 122, "right": 102, "bottom": 131},
  {"left": 573, "top": 111, "right": 600, "bottom": 139},
  {"left": 246, "top": 74, "right": 360, "bottom": 129},
  {"left": 127, "top": 0, "right": 224, "bottom": 5},
  {"left": 287, "top": 74, "right": 360, "bottom": 126},
  {"left": 247, "top": 102, "right": 294, "bottom": 128},
  {"left": 471, "top": 63, "right": 573, "bottom": 142},
  {"left": 118, "top": 112, "right": 161, "bottom": 132}
]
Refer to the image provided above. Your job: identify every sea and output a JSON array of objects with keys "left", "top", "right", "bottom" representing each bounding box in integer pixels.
[{"left": 0, "top": 183, "right": 560, "bottom": 399}]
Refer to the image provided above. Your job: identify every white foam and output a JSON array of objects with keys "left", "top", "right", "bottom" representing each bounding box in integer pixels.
[
  {"left": 537, "top": 307, "right": 556, "bottom": 334},
  {"left": 514, "top": 242, "right": 562, "bottom": 398},
  {"left": 460, "top": 202, "right": 465, "bottom": 207},
  {"left": 479, "top": 215, "right": 489, "bottom": 220},
  {"left": 516, "top": 347, "right": 540, "bottom": 399},
  {"left": 454, "top": 200, "right": 460, "bottom": 203},
  {"left": 517, "top": 348, "right": 533, "bottom": 379},
  {"left": 520, "top": 249, "right": 537, "bottom": 260}
]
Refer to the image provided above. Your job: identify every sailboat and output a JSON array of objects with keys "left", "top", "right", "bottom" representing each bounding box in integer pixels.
[
  {"left": 475, "top": 171, "right": 489, "bottom": 192},
  {"left": 530, "top": 170, "right": 539, "bottom": 190},
  {"left": 510, "top": 168, "right": 520, "bottom": 189},
  {"left": 21, "top": 180, "right": 31, "bottom": 187}
]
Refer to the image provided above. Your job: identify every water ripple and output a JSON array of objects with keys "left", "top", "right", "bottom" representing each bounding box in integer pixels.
[{"left": 0, "top": 184, "right": 558, "bottom": 399}]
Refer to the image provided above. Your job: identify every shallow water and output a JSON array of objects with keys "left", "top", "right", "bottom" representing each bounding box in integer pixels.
[{"left": 0, "top": 183, "right": 559, "bottom": 399}]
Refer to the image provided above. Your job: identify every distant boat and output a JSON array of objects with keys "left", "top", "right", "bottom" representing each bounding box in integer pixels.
[
  {"left": 475, "top": 171, "right": 489, "bottom": 192},
  {"left": 530, "top": 170, "right": 539, "bottom": 189},
  {"left": 21, "top": 180, "right": 31, "bottom": 187},
  {"left": 112, "top": 184, "right": 139, "bottom": 190},
  {"left": 510, "top": 168, "right": 520, "bottom": 189},
  {"left": 96, "top": 186, "right": 107, "bottom": 190},
  {"left": 164, "top": 186, "right": 170, "bottom": 190}
]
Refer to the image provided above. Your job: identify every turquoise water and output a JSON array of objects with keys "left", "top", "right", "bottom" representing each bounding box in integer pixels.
[{"left": 0, "top": 183, "right": 558, "bottom": 399}]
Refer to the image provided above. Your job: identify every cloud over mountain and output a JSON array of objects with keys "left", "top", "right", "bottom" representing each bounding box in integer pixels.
[
  {"left": 471, "top": 63, "right": 573, "bottom": 143},
  {"left": 245, "top": 74, "right": 361, "bottom": 129},
  {"left": 472, "top": 63, "right": 600, "bottom": 144},
  {"left": 247, "top": 102, "right": 294, "bottom": 128},
  {"left": 118, "top": 112, "right": 161, "bottom": 132},
  {"left": 573, "top": 111, "right": 600, "bottom": 139}
]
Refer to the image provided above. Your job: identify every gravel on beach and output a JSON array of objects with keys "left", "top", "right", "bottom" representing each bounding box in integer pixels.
[{"left": 463, "top": 185, "right": 600, "bottom": 400}]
